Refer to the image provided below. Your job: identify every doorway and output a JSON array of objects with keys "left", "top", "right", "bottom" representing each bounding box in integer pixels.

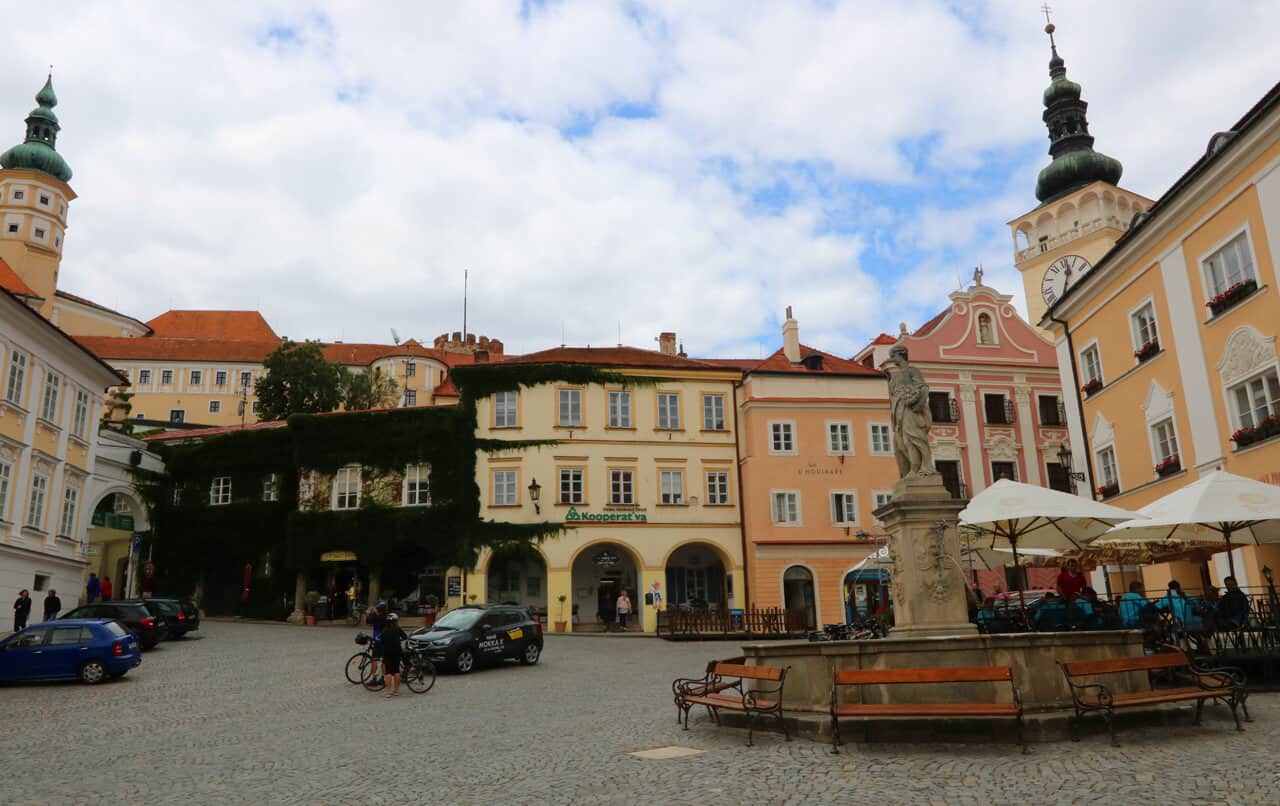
[
  {"left": 571, "top": 543, "right": 640, "bottom": 631},
  {"left": 783, "top": 565, "right": 817, "bottom": 629}
]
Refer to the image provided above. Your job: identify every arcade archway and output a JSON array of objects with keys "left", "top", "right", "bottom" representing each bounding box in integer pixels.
[{"left": 570, "top": 541, "right": 641, "bottom": 631}]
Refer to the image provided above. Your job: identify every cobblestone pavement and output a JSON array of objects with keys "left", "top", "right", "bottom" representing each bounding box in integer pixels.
[{"left": 3, "top": 621, "right": 1279, "bottom": 804}]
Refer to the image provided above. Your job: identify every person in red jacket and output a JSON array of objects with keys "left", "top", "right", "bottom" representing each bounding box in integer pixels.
[
  {"left": 100, "top": 576, "right": 114, "bottom": 601},
  {"left": 1055, "top": 560, "right": 1086, "bottom": 603}
]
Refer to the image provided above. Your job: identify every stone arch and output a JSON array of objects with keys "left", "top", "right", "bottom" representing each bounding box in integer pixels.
[
  {"left": 782, "top": 563, "right": 820, "bottom": 629},
  {"left": 1057, "top": 201, "right": 1078, "bottom": 233},
  {"left": 88, "top": 484, "right": 150, "bottom": 531},
  {"left": 568, "top": 538, "right": 645, "bottom": 629},
  {"left": 664, "top": 540, "right": 733, "bottom": 610},
  {"left": 1078, "top": 191, "right": 1100, "bottom": 222}
]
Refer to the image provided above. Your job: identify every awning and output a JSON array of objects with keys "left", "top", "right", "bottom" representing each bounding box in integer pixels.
[{"left": 846, "top": 568, "right": 889, "bottom": 582}]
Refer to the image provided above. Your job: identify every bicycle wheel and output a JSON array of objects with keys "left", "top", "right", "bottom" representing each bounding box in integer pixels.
[
  {"left": 404, "top": 657, "right": 436, "bottom": 694},
  {"left": 345, "top": 652, "right": 371, "bottom": 685},
  {"left": 363, "top": 666, "right": 386, "bottom": 691}
]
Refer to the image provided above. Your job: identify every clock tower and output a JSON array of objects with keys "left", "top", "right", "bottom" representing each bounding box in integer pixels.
[{"left": 1008, "top": 19, "right": 1151, "bottom": 328}]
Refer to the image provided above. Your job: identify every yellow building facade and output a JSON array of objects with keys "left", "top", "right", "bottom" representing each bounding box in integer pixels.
[{"left": 458, "top": 345, "right": 745, "bottom": 633}]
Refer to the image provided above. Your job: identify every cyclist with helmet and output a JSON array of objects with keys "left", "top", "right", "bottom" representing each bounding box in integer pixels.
[
  {"left": 366, "top": 601, "right": 388, "bottom": 685},
  {"left": 379, "top": 613, "right": 408, "bottom": 698}
]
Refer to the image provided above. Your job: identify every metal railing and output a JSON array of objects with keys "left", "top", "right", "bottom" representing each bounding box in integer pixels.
[{"left": 656, "top": 606, "right": 809, "bottom": 640}]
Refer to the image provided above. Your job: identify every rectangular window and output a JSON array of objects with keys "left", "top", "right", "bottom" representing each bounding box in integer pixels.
[
  {"left": 12, "top": 190, "right": 23, "bottom": 200},
  {"left": 769, "top": 421, "right": 795, "bottom": 453},
  {"left": 59, "top": 485, "right": 78, "bottom": 537},
  {"left": 1097, "top": 447, "right": 1118, "bottom": 487},
  {"left": 33, "top": 227, "right": 44, "bottom": 239},
  {"left": 827, "top": 422, "right": 852, "bottom": 454},
  {"left": 706, "top": 471, "right": 730, "bottom": 505},
  {"left": 873, "top": 491, "right": 893, "bottom": 511},
  {"left": 189, "top": 370, "right": 202, "bottom": 386},
  {"left": 493, "top": 391, "right": 518, "bottom": 428},
  {"left": 1204, "top": 231, "right": 1256, "bottom": 297},
  {"left": 991, "top": 461, "right": 1017, "bottom": 482},
  {"left": 492, "top": 469, "right": 517, "bottom": 506},
  {"left": 1131, "top": 303, "right": 1159, "bottom": 349},
  {"left": 404, "top": 389, "right": 417, "bottom": 406},
  {"left": 609, "top": 469, "right": 634, "bottom": 505},
  {"left": 25, "top": 474, "right": 48, "bottom": 529},
  {"left": 333, "top": 466, "right": 361, "bottom": 510},
  {"left": 558, "top": 468, "right": 585, "bottom": 504},
  {"left": 936, "top": 460, "right": 963, "bottom": 499},
  {"left": 1231, "top": 369, "right": 1280, "bottom": 430},
  {"left": 607, "top": 390, "right": 632, "bottom": 428},
  {"left": 215, "top": 371, "right": 227, "bottom": 387},
  {"left": 702, "top": 394, "right": 726, "bottom": 430},
  {"left": 660, "top": 470, "right": 684, "bottom": 505},
  {"left": 240, "top": 371, "right": 253, "bottom": 388},
  {"left": 38, "top": 194, "right": 49, "bottom": 205},
  {"left": 208, "top": 400, "right": 221, "bottom": 414},
  {"left": 6, "top": 223, "right": 16, "bottom": 233},
  {"left": 1046, "top": 462, "right": 1073, "bottom": 493},
  {"left": 831, "top": 491, "right": 857, "bottom": 525},
  {"left": 251, "top": 401, "right": 261, "bottom": 414},
  {"left": 404, "top": 464, "right": 430, "bottom": 506},
  {"left": 160, "top": 370, "right": 173, "bottom": 385},
  {"left": 928, "top": 391, "right": 954, "bottom": 423},
  {"left": 169, "top": 410, "right": 185, "bottom": 423},
  {"left": 984, "top": 393, "right": 1011, "bottom": 424},
  {"left": 40, "top": 370, "right": 60, "bottom": 422},
  {"left": 406, "top": 361, "right": 416, "bottom": 378},
  {"left": 657, "top": 392, "right": 681, "bottom": 429},
  {"left": 770, "top": 491, "right": 799, "bottom": 525},
  {"left": 870, "top": 424, "right": 892, "bottom": 454},
  {"left": 1038, "top": 395, "right": 1064, "bottom": 426},
  {"left": 0, "top": 461, "right": 10, "bottom": 521},
  {"left": 262, "top": 473, "right": 280, "bottom": 502},
  {"left": 209, "top": 476, "right": 232, "bottom": 506},
  {"left": 1151, "top": 418, "right": 1179, "bottom": 464},
  {"left": 557, "top": 388, "right": 582, "bottom": 427},
  {"left": 5, "top": 351, "right": 27, "bottom": 403},
  {"left": 138, "top": 368, "right": 151, "bottom": 385},
  {"left": 1081, "top": 345, "right": 1103, "bottom": 386},
  {"left": 72, "top": 389, "right": 89, "bottom": 437}
]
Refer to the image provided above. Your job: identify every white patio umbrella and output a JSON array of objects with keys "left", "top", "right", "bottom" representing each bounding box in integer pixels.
[
  {"left": 1100, "top": 470, "right": 1280, "bottom": 576},
  {"left": 959, "top": 479, "right": 1144, "bottom": 614}
]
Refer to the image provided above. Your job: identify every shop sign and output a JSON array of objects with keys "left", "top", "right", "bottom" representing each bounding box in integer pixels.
[
  {"left": 320, "top": 551, "right": 358, "bottom": 563},
  {"left": 446, "top": 575, "right": 462, "bottom": 596},
  {"left": 797, "top": 466, "right": 844, "bottom": 476},
  {"left": 565, "top": 506, "right": 647, "bottom": 523},
  {"left": 593, "top": 550, "right": 621, "bottom": 568}
]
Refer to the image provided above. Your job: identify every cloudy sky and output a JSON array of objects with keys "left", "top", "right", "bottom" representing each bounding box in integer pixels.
[{"left": 3, "top": 1, "right": 1276, "bottom": 357}]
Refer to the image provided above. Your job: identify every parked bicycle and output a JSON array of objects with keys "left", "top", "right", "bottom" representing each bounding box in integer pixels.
[
  {"left": 806, "top": 617, "right": 888, "bottom": 642},
  {"left": 360, "top": 638, "right": 436, "bottom": 694},
  {"left": 344, "top": 632, "right": 379, "bottom": 685}
]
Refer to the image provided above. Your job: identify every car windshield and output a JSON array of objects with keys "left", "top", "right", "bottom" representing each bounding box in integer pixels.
[{"left": 431, "top": 609, "right": 483, "bottom": 631}]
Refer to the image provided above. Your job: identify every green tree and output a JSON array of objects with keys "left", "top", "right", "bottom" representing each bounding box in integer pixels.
[
  {"left": 254, "top": 340, "right": 348, "bottom": 420},
  {"left": 344, "top": 366, "right": 400, "bottom": 411}
]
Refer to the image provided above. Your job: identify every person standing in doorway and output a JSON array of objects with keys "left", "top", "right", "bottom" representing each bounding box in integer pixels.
[
  {"left": 85, "top": 573, "right": 100, "bottom": 604},
  {"left": 43, "top": 590, "right": 61, "bottom": 622},
  {"left": 616, "top": 590, "right": 632, "bottom": 629},
  {"left": 100, "top": 576, "right": 113, "bottom": 601},
  {"left": 13, "top": 590, "right": 32, "bottom": 631}
]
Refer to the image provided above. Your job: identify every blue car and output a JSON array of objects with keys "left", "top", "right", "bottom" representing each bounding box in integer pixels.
[{"left": 0, "top": 619, "right": 142, "bottom": 684}]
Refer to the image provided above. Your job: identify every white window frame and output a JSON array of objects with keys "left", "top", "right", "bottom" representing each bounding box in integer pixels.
[
  {"left": 210, "top": 476, "right": 232, "bottom": 506},
  {"left": 72, "top": 389, "right": 90, "bottom": 438},
  {"left": 492, "top": 469, "right": 518, "bottom": 506},
  {"left": 239, "top": 371, "right": 253, "bottom": 389},
  {"left": 160, "top": 369, "right": 174, "bottom": 386},
  {"left": 830, "top": 490, "right": 858, "bottom": 526},
  {"left": 659, "top": 470, "right": 685, "bottom": 505},
  {"left": 209, "top": 400, "right": 221, "bottom": 414},
  {"left": 770, "top": 490, "right": 801, "bottom": 526},
  {"left": 493, "top": 391, "right": 519, "bottom": 428},
  {"left": 262, "top": 473, "right": 280, "bottom": 503},
  {"left": 39, "top": 369, "right": 60, "bottom": 422},
  {"left": 58, "top": 484, "right": 79, "bottom": 537},
  {"left": 1149, "top": 417, "right": 1180, "bottom": 467},
  {"left": 404, "top": 389, "right": 417, "bottom": 406},
  {"left": 1227, "top": 367, "right": 1280, "bottom": 431},
  {"left": 609, "top": 469, "right": 634, "bottom": 505},
  {"left": 403, "top": 464, "right": 430, "bottom": 506},
  {"left": 557, "top": 388, "right": 583, "bottom": 427},
  {"left": 769, "top": 420, "right": 796, "bottom": 454},
  {"left": 0, "top": 459, "right": 11, "bottom": 522},
  {"left": 137, "top": 368, "right": 152, "bottom": 386},
  {"left": 1079, "top": 340, "right": 1104, "bottom": 386},
  {"left": 6, "top": 350, "right": 27, "bottom": 404},
  {"left": 872, "top": 490, "right": 893, "bottom": 525},
  {"left": 406, "top": 361, "right": 416, "bottom": 378},
  {"left": 869, "top": 423, "right": 893, "bottom": 455},
  {"left": 657, "top": 392, "right": 681, "bottom": 430},
  {"left": 702, "top": 393, "right": 727, "bottom": 431},
  {"left": 705, "top": 470, "right": 730, "bottom": 505},
  {"left": 826, "top": 421, "right": 852, "bottom": 455},
  {"left": 1095, "top": 445, "right": 1119, "bottom": 489},
  {"left": 25, "top": 473, "right": 48, "bottom": 529},
  {"left": 1037, "top": 392, "right": 1064, "bottom": 426},
  {"left": 1199, "top": 224, "right": 1259, "bottom": 301},
  {"left": 215, "top": 370, "right": 228, "bottom": 387},
  {"left": 1129, "top": 296, "right": 1159, "bottom": 352},
  {"left": 189, "top": 369, "right": 202, "bottom": 387},
  {"left": 607, "top": 390, "right": 632, "bottom": 428},
  {"left": 332, "top": 466, "right": 361, "bottom": 510},
  {"left": 558, "top": 467, "right": 585, "bottom": 505}
]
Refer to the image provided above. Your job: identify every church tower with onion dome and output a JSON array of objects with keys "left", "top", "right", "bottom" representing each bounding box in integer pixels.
[
  {"left": 1007, "top": 17, "right": 1152, "bottom": 330},
  {"left": 0, "top": 74, "right": 76, "bottom": 319}
]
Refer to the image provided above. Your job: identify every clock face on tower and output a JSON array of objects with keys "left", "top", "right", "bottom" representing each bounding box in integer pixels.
[{"left": 1040, "top": 254, "right": 1093, "bottom": 307}]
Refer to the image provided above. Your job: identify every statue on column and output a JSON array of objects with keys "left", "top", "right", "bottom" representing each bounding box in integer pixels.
[{"left": 887, "top": 344, "right": 936, "bottom": 479}]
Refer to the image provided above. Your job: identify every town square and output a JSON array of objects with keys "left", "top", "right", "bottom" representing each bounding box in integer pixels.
[{"left": 3, "top": 2, "right": 1280, "bottom": 804}]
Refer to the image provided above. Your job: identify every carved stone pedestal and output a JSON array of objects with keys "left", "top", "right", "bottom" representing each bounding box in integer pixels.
[{"left": 877, "top": 475, "right": 976, "bottom": 638}]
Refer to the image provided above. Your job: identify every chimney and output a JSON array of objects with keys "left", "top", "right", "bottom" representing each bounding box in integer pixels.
[
  {"left": 658, "top": 332, "right": 677, "bottom": 356},
  {"left": 782, "top": 306, "right": 801, "bottom": 363}
]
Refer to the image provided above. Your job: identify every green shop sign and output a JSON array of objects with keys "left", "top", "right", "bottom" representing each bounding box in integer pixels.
[{"left": 564, "top": 507, "right": 647, "bottom": 523}]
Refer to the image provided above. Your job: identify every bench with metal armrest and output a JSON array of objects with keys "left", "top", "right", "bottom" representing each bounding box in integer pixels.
[{"left": 672, "top": 661, "right": 789, "bottom": 746}]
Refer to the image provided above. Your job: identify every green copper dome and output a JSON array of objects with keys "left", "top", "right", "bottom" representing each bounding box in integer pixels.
[{"left": 0, "top": 75, "right": 72, "bottom": 183}]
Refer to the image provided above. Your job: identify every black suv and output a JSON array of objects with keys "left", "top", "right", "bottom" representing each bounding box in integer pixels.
[
  {"left": 61, "top": 602, "right": 169, "bottom": 649},
  {"left": 120, "top": 599, "right": 197, "bottom": 639},
  {"left": 410, "top": 605, "right": 543, "bottom": 674}
]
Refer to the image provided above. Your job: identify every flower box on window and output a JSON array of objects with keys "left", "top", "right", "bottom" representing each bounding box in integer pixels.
[
  {"left": 1082, "top": 378, "right": 1103, "bottom": 397},
  {"left": 1206, "top": 278, "right": 1258, "bottom": 317},
  {"left": 1095, "top": 481, "right": 1120, "bottom": 499},
  {"left": 1154, "top": 455, "right": 1181, "bottom": 477},
  {"left": 1232, "top": 413, "right": 1280, "bottom": 449},
  {"left": 1134, "top": 339, "right": 1160, "bottom": 363}
]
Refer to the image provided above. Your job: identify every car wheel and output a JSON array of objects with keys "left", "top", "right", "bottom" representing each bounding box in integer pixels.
[
  {"left": 520, "top": 643, "right": 541, "bottom": 666},
  {"left": 455, "top": 648, "right": 476, "bottom": 674},
  {"left": 80, "top": 660, "right": 107, "bottom": 684}
]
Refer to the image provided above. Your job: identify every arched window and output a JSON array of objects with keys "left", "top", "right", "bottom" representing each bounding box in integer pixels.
[{"left": 977, "top": 313, "right": 995, "bottom": 345}]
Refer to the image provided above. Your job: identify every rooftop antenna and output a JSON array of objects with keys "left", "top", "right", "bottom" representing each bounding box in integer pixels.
[
  {"left": 462, "top": 269, "right": 468, "bottom": 338},
  {"left": 561, "top": 321, "right": 566, "bottom": 348},
  {"left": 390, "top": 328, "right": 401, "bottom": 345},
  {"left": 617, "top": 320, "right": 622, "bottom": 348}
]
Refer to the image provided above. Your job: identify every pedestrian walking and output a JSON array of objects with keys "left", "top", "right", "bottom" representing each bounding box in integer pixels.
[
  {"left": 13, "top": 589, "right": 32, "bottom": 632},
  {"left": 85, "top": 573, "right": 100, "bottom": 604},
  {"left": 378, "top": 613, "right": 408, "bottom": 699},
  {"left": 616, "top": 590, "right": 632, "bottom": 629},
  {"left": 43, "top": 590, "right": 61, "bottom": 621},
  {"left": 100, "top": 576, "right": 113, "bottom": 601}
]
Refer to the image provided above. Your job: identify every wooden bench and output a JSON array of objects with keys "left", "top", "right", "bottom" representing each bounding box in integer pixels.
[
  {"left": 672, "top": 661, "right": 789, "bottom": 746},
  {"left": 830, "top": 666, "right": 1025, "bottom": 754},
  {"left": 1059, "top": 649, "right": 1250, "bottom": 746}
]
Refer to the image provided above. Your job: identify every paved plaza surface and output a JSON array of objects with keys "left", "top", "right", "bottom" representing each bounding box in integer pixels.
[{"left": 3, "top": 621, "right": 1279, "bottom": 804}]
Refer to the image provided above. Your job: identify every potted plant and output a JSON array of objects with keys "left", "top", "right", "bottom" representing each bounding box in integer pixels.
[
  {"left": 1154, "top": 455, "right": 1181, "bottom": 477},
  {"left": 1095, "top": 481, "right": 1120, "bottom": 499},
  {"left": 554, "top": 594, "right": 568, "bottom": 632},
  {"left": 424, "top": 594, "right": 439, "bottom": 626},
  {"left": 304, "top": 590, "right": 320, "bottom": 626},
  {"left": 1082, "top": 378, "right": 1103, "bottom": 397},
  {"left": 1133, "top": 339, "right": 1160, "bottom": 363},
  {"left": 1206, "top": 278, "right": 1258, "bottom": 317}
]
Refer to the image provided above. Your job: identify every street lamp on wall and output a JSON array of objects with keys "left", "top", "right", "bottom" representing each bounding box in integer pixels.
[
  {"left": 528, "top": 478, "right": 542, "bottom": 514},
  {"left": 1055, "top": 444, "right": 1088, "bottom": 493}
]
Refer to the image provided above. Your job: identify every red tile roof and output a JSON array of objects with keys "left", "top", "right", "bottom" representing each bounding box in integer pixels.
[
  {"left": 871, "top": 333, "right": 897, "bottom": 345},
  {"left": 321, "top": 342, "right": 475, "bottom": 367},
  {"left": 495, "top": 345, "right": 727, "bottom": 371},
  {"left": 744, "top": 345, "right": 883, "bottom": 377},
  {"left": 75, "top": 336, "right": 282, "bottom": 363},
  {"left": 146, "top": 310, "right": 279, "bottom": 341},
  {"left": 432, "top": 377, "right": 460, "bottom": 397},
  {"left": 699, "top": 357, "right": 765, "bottom": 371},
  {"left": 912, "top": 309, "right": 949, "bottom": 338},
  {"left": 142, "top": 419, "right": 289, "bottom": 444},
  {"left": 0, "top": 258, "right": 39, "bottom": 298}
]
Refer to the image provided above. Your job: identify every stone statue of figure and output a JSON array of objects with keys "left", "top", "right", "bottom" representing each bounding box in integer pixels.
[{"left": 887, "top": 343, "right": 936, "bottom": 479}]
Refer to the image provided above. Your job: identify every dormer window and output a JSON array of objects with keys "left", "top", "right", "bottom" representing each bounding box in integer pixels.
[{"left": 801, "top": 353, "right": 824, "bottom": 371}]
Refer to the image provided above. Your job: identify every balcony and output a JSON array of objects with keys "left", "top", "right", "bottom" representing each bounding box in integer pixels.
[
  {"left": 91, "top": 512, "right": 135, "bottom": 531},
  {"left": 1015, "top": 216, "right": 1127, "bottom": 263}
]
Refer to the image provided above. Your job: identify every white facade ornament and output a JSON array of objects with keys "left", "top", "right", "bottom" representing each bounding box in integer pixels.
[
  {"left": 1216, "top": 326, "right": 1277, "bottom": 387},
  {"left": 1091, "top": 413, "right": 1116, "bottom": 447},
  {"left": 1141, "top": 381, "right": 1176, "bottom": 423},
  {"left": 985, "top": 433, "right": 1020, "bottom": 460}
]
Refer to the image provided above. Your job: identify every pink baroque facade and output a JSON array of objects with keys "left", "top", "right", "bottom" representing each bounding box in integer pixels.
[{"left": 857, "top": 279, "right": 1074, "bottom": 498}]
